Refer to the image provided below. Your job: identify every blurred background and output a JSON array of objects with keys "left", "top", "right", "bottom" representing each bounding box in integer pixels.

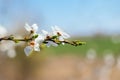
[{"left": 0, "top": 0, "right": 120, "bottom": 80}]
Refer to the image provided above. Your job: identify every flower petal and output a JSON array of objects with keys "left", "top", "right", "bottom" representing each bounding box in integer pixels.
[
  {"left": 24, "top": 23, "right": 32, "bottom": 32},
  {"left": 24, "top": 46, "right": 33, "bottom": 56},
  {"left": 61, "top": 32, "right": 70, "bottom": 39},
  {"left": 52, "top": 25, "right": 70, "bottom": 39},
  {"left": 51, "top": 26, "right": 57, "bottom": 35},
  {"left": 58, "top": 36, "right": 64, "bottom": 41},
  {"left": 7, "top": 48, "right": 16, "bottom": 58},
  {"left": 32, "top": 24, "right": 38, "bottom": 32},
  {"left": 34, "top": 43, "right": 40, "bottom": 51},
  {"left": 46, "top": 41, "right": 58, "bottom": 47},
  {"left": 35, "top": 34, "right": 44, "bottom": 43},
  {"left": 46, "top": 43, "right": 51, "bottom": 47}
]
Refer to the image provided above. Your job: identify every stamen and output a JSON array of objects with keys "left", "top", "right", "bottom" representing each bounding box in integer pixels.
[
  {"left": 46, "top": 36, "right": 51, "bottom": 39},
  {"left": 57, "top": 32, "right": 61, "bottom": 36},
  {"left": 30, "top": 30, "right": 34, "bottom": 33},
  {"left": 30, "top": 41, "right": 35, "bottom": 46}
]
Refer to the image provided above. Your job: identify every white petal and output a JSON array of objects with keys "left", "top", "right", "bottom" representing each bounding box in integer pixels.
[
  {"left": 46, "top": 41, "right": 58, "bottom": 47},
  {"left": 58, "top": 36, "right": 64, "bottom": 41},
  {"left": 33, "top": 32, "right": 38, "bottom": 36},
  {"left": 24, "top": 46, "right": 33, "bottom": 56},
  {"left": 32, "top": 24, "right": 38, "bottom": 32},
  {"left": 46, "top": 42, "right": 51, "bottom": 47},
  {"left": 51, "top": 26, "right": 57, "bottom": 35},
  {"left": 51, "top": 42, "right": 58, "bottom": 47},
  {"left": 24, "top": 23, "right": 32, "bottom": 32},
  {"left": 53, "top": 25, "right": 70, "bottom": 39},
  {"left": 41, "top": 30, "right": 49, "bottom": 36},
  {"left": 34, "top": 43, "right": 40, "bottom": 51},
  {"left": 0, "top": 41, "right": 15, "bottom": 52},
  {"left": 7, "top": 48, "right": 16, "bottom": 58},
  {"left": 61, "top": 32, "right": 70, "bottom": 39},
  {"left": 35, "top": 34, "right": 44, "bottom": 43}
]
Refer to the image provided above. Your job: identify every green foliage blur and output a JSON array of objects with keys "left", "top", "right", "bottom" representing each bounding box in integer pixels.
[{"left": 43, "top": 36, "right": 120, "bottom": 57}]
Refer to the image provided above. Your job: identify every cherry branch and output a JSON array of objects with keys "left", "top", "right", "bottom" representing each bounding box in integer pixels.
[
  {"left": 0, "top": 23, "right": 86, "bottom": 56},
  {"left": 0, "top": 36, "right": 86, "bottom": 46}
]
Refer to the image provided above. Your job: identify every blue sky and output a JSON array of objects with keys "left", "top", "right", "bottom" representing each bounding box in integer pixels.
[{"left": 0, "top": 0, "right": 120, "bottom": 36}]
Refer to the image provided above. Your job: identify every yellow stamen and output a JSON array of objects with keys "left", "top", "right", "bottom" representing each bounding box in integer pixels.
[{"left": 30, "top": 41, "right": 35, "bottom": 46}]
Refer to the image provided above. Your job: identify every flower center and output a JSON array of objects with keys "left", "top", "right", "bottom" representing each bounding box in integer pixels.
[
  {"left": 30, "top": 41, "right": 35, "bottom": 46},
  {"left": 46, "top": 36, "right": 50, "bottom": 39},
  {"left": 30, "top": 30, "right": 34, "bottom": 33},
  {"left": 57, "top": 32, "right": 61, "bottom": 36}
]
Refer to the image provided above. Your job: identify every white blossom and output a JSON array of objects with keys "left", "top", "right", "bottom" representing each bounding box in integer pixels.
[
  {"left": 24, "top": 34, "right": 44, "bottom": 56},
  {"left": 46, "top": 41, "right": 58, "bottom": 47},
  {"left": 0, "top": 41, "right": 16, "bottom": 58},
  {"left": 0, "top": 25, "right": 16, "bottom": 58},
  {"left": 41, "top": 30, "right": 52, "bottom": 39},
  {"left": 24, "top": 46, "right": 33, "bottom": 56},
  {"left": 51, "top": 25, "right": 70, "bottom": 41},
  {"left": 35, "top": 34, "right": 44, "bottom": 44},
  {"left": 0, "top": 23, "right": 73, "bottom": 57},
  {"left": 24, "top": 23, "right": 38, "bottom": 34},
  {"left": 7, "top": 48, "right": 16, "bottom": 58}
]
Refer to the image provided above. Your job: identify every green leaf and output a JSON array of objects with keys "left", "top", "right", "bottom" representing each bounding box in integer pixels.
[
  {"left": 52, "top": 36, "right": 58, "bottom": 39},
  {"left": 32, "top": 34, "right": 39, "bottom": 39}
]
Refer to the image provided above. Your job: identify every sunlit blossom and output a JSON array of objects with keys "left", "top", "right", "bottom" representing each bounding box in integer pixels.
[
  {"left": 51, "top": 25, "right": 70, "bottom": 41},
  {"left": 24, "top": 34, "right": 44, "bottom": 56},
  {"left": 0, "top": 23, "right": 83, "bottom": 57},
  {"left": 0, "top": 41, "right": 16, "bottom": 58},
  {"left": 24, "top": 23, "right": 38, "bottom": 34},
  {"left": 41, "top": 30, "right": 49, "bottom": 38},
  {"left": 46, "top": 41, "right": 58, "bottom": 47}
]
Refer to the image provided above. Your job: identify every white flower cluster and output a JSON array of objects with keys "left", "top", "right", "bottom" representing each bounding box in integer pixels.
[
  {"left": 0, "top": 23, "right": 85, "bottom": 58},
  {"left": 0, "top": 25, "right": 16, "bottom": 58},
  {"left": 0, "top": 23, "right": 72, "bottom": 57},
  {"left": 24, "top": 23, "right": 70, "bottom": 56}
]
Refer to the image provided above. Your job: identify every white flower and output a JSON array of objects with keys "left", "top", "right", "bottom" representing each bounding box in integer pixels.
[
  {"left": 24, "top": 23, "right": 38, "bottom": 34},
  {"left": 7, "top": 48, "right": 16, "bottom": 58},
  {"left": 35, "top": 34, "right": 44, "bottom": 44},
  {"left": 0, "top": 41, "right": 16, "bottom": 58},
  {"left": 41, "top": 30, "right": 52, "bottom": 39},
  {"left": 0, "top": 25, "right": 16, "bottom": 58},
  {"left": 51, "top": 25, "right": 70, "bottom": 41},
  {"left": 24, "top": 42, "right": 40, "bottom": 56},
  {"left": 24, "top": 34, "right": 44, "bottom": 56},
  {"left": 24, "top": 46, "right": 33, "bottom": 56},
  {"left": 41, "top": 30, "right": 49, "bottom": 38},
  {"left": 46, "top": 41, "right": 58, "bottom": 47},
  {"left": 0, "top": 25, "right": 7, "bottom": 37},
  {"left": 58, "top": 36, "right": 64, "bottom": 41}
]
